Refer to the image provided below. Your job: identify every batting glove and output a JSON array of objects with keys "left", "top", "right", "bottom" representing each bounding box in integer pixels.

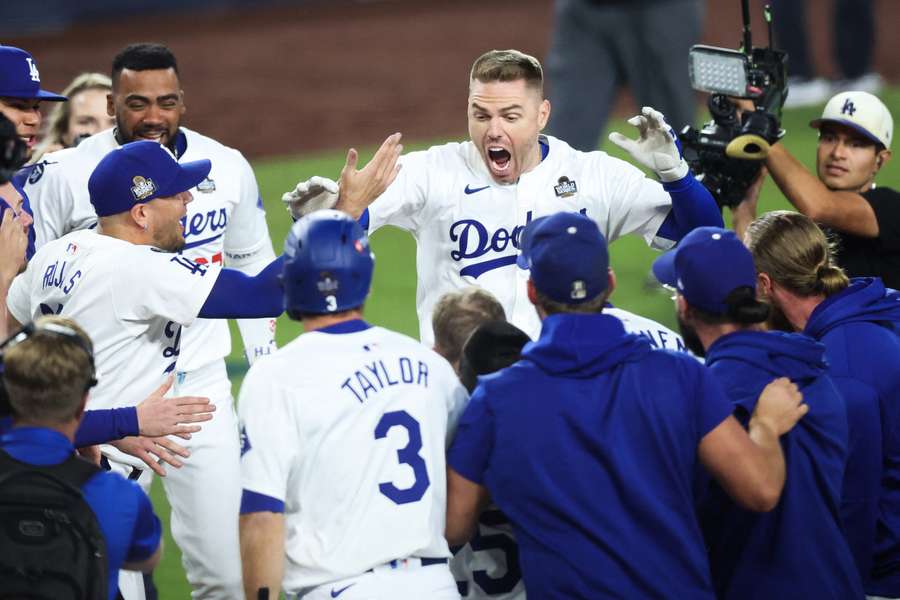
[
  {"left": 281, "top": 176, "right": 340, "bottom": 220},
  {"left": 608, "top": 107, "right": 689, "bottom": 182}
]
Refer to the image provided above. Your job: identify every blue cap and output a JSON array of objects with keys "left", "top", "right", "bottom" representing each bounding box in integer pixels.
[
  {"left": 88, "top": 141, "right": 211, "bottom": 217},
  {"left": 652, "top": 227, "right": 757, "bottom": 314},
  {"left": 520, "top": 212, "right": 609, "bottom": 304},
  {"left": 0, "top": 47, "right": 66, "bottom": 101}
]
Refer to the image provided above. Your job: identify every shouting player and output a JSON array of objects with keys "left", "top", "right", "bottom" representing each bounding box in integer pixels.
[
  {"left": 284, "top": 49, "right": 722, "bottom": 343},
  {"left": 239, "top": 210, "right": 468, "bottom": 600},
  {"left": 19, "top": 43, "right": 277, "bottom": 598}
]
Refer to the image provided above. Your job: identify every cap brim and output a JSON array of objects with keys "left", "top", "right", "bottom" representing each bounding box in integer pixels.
[
  {"left": 651, "top": 250, "right": 678, "bottom": 288},
  {"left": 159, "top": 158, "right": 211, "bottom": 197},
  {"left": 809, "top": 117, "right": 884, "bottom": 146},
  {"left": 35, "top": 89, "right": 67, "bottom": 102}
]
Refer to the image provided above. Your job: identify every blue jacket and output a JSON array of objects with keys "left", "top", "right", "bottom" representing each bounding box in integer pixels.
[
  {"left": 805, "top": 278, "right": 900, "bottom": 595},
  {"left": 701, "top": 330, "right": 862, "bottom": 599},
  {"left": 448, "top": 313, "right": 733, "bottom": 599},
  {"left": 0, "top": 427, "right": 160, "bottom": 600}
]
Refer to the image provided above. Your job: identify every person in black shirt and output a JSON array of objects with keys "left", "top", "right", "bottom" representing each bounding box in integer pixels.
[{"left": 732, "top": 91, "right": 896, "bottom": 289}]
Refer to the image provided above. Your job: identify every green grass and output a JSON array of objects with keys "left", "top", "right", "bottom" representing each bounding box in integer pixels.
[{"left": 149, "top": 88, "right": 900, "bottom": 596}]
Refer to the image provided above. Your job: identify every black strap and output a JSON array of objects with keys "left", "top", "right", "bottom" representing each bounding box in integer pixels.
[{"left": 0, "top": 447, "right": 101, "bottom": 488}]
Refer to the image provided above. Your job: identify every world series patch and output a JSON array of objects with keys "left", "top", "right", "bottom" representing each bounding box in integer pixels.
[{"left": 554, "top": 176, "right": 577, "bottom": 198}]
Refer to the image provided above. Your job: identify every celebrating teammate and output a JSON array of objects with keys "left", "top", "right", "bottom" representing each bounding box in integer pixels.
[
  {"left": 744, "top": 211, "right": 900, "bottom": 596},
  {"left": 653, "top": 226, "right": 862, "bottom": 597},
  {"left": 6, "top": 140, "right": 285, "bottom": 600},
  {"left": 445, "top": 211, "right": 807, "bottom": 598},
  {"left": 239, "top": 210, "right": 467, "bottom": 600},
  {"left": 284, "top": 49, "right": 723, "bottom": 343},
  {"left": 19, "top": 43, "right": 279, "bottom": 598}
]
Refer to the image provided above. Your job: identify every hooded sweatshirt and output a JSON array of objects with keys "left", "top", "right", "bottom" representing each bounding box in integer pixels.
[
  {"left": 448, "top": 313, "right": 733, "bottom": 600},
  {"left": 805, "top": 278, "right": 900, "bottom": 596},
  {"left": 701, "top": 330, "right": 862, "bottom": 599}
]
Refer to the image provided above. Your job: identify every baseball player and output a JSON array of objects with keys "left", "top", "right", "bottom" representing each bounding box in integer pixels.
[
  {"left": 239, "top": 210, "right": 467, "bottom": 600},
  {"left": 283, "top": 49, "right": 722, "bottom": 344},
  {"left": 20, "top": 43, "right": 277, "bottom": 598},
  {"left": 6, "top": 140, "right": 285, "bottom": 600},
  {"left": 445, "top": 211, "right": 808, "bottom": 598}
]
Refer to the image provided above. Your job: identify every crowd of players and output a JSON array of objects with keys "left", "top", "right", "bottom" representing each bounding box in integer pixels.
[{"left": 0, "top": 38, "right": 898, "bottom": 600}]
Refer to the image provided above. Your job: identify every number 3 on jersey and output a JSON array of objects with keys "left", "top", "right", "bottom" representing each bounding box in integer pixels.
[{"left": 374, "top": 410, "right": 430, "bottom": 504}]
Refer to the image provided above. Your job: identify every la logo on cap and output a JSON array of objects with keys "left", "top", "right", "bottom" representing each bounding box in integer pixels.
[
  {"left": 131, "top": 176, "right": 156, "bottom": 201},
  {"left": 25, "top": 57, "right": 40, "bottom": 83}
]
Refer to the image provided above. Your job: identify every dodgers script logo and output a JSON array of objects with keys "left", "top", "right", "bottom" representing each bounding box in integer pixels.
[
  {"left": 449, "top": 208, "right": 587, "bottom": 278},
  {"left": 182, "top": 207, "right": 228, "bottom": 244}
]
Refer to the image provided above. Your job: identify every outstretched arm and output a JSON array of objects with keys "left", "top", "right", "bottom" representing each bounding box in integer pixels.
[
  {"left": 198, "top": 256, "right": 285, "bottom": 319},
  {"left": 610, "top": 107, "right": 723, "bottom": 242}
]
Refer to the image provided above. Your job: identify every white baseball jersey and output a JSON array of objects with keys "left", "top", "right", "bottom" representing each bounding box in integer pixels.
[
  {"left": 367, "top": 135, "right": 675, "bottom": 345},
  {"left": 447, "top": 306, "right": 686, "bottom": 600},
  {"left": 6, "top": 228, "right": 219, "bottom": 411},
  {"left": 23, "top": 127, "right": 276, "bottom": 370},
  {"left": 239, "top": 322, "right": 469, "bottom": 596}
]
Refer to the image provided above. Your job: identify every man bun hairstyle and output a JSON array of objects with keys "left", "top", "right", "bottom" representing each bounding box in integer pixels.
[
  {"left": 745, "top": 210, "right": 850, "bottom": 298},
  {"left": 112, "top": 43, "right": 179, "bottom": 86},
  {"left": 690, "top": 286, "right": 771, "bottom": 326},
  {"left": 470, "top": 49, "right": 544, "bottom": 92}
]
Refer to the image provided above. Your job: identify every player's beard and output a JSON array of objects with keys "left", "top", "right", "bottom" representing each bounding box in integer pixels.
[
  {"left": 153, "top": 225, "right": 186, "bottom": 253},
  {"left": 676, "top": 314, "right": 707, "bottom": 358},
  {"left": 765, "top": 299, "right": 796, "bottom": 332}
]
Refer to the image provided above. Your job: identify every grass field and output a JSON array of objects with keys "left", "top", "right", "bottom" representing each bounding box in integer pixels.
[{"left": 149, "top": 88, "right": 900, "bottom": 597}]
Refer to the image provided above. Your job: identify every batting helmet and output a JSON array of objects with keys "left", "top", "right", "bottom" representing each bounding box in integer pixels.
[{"left": 282, "top": 209, "right": 375, "bottom": 316}]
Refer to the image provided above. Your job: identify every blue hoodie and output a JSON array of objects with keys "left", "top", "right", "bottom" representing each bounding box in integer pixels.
[
  {"left": 448, "top": 313, "right": 734, "bottom": 599},
  {"left": 805, "top": 278, "right": 900, "bottom": 596},
  {"left": 700, "top": 330, "right": 862, "bottom": 599}
]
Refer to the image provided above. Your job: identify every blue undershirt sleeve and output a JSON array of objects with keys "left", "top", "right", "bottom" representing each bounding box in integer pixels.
[
  {"left": 447, "top": 386, "right": 496, "bottom": 485},
  {"left": 198, "top": 255, "right": 285, "bottom": 319},
  {"left": 655, "top": 174, "right": 724, "bottom": 243},
  {"left": 74, "top": 407, "right": 140, "bottom": 447},
  {"left": 240, "top": 489, "right": 285, "bottom": 514},
  {"left": 359, "top": 208, "right": 370, "bottom": 232}
]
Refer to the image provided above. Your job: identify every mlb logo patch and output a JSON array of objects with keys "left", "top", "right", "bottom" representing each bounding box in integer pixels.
[
  {"left": 196, "top": 177, "right": 216, "bottom": 193},
  {"left": 66, "top": 242, "right": 78, "bottom": 255},
  {"left": 554, "top": 176, "right": 578, "bottom": 198},
  {"left": 131, "top": 175, "right": 157, "bottom": 201}
]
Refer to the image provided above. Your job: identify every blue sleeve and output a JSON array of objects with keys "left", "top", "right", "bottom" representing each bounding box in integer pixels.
[
  {"left": 695, "top": 364, "right": 735, "bottom": 439},
  {"left": 359, "top": 208, "right": 370, "bottom": 231},
  {"left": 240, "top": 489, "right": 285, "bottom": 515},
  {"left": 198, "top": 255, "right": 285, "bottom": 318},
  {"left": 447, "top": 386, "right": 495, "bottom": 485},
  {"left": 74, "top": 408, "right": 140, "bottom": 447},
  {"left": 126, "top": 485, "right": 162, "bottom": 562},
  {"left": 655, "top": 174, "right": 724, "bottom": 243}
]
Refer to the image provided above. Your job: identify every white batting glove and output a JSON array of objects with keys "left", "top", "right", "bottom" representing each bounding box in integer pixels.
[
  {"left": 281, "top": 176, "right": 340, "bottom": 220},
  {"left": 608, "top": 106, "right": 689, "bottom": 182}
]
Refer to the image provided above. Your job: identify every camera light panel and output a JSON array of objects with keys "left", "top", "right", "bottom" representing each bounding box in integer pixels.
[{"left": 689, "top": 47, "right": 748, "bottom": 97}]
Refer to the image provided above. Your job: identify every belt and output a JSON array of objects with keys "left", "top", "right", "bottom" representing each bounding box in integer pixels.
[{"left": 366, "top": 557, "right": 448, "bottom": 573}]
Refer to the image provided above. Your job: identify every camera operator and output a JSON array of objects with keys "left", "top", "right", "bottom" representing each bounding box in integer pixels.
[
  {"left": 732, "top": 91, "right": 896, "bottom": 289},
  {"left": 0, "top": 316, "right": 162, "bottom": 599}
]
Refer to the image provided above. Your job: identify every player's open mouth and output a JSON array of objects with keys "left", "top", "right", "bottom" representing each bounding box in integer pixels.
[
  {"left": 20, "top": 135, "right": 35, "bottom": 148},
  {"left": 488, "top": 147, "right": 511, "bottom": 172}
]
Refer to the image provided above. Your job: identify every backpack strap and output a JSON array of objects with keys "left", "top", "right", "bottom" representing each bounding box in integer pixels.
[{"left": 0, "top": 446, "right": 102, "bottom": 488}]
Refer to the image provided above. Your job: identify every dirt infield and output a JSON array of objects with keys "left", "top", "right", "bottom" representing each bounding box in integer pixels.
[{"left": 9, "top": 0, "right": 899, "bottom": 159}]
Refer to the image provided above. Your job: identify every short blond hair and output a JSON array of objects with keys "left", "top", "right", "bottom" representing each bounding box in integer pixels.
[
  {"left": 3, "top": 316, "right": 95, "bottom": 424},
  {"left": 470, "top": 49, "right": 544, "bottom": 93},
  {"left": 744, "top": 210, "right": 849, "bottom": 298},
  {"left": 432, "top": 288, "right": 506, "bottom": 366}
]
